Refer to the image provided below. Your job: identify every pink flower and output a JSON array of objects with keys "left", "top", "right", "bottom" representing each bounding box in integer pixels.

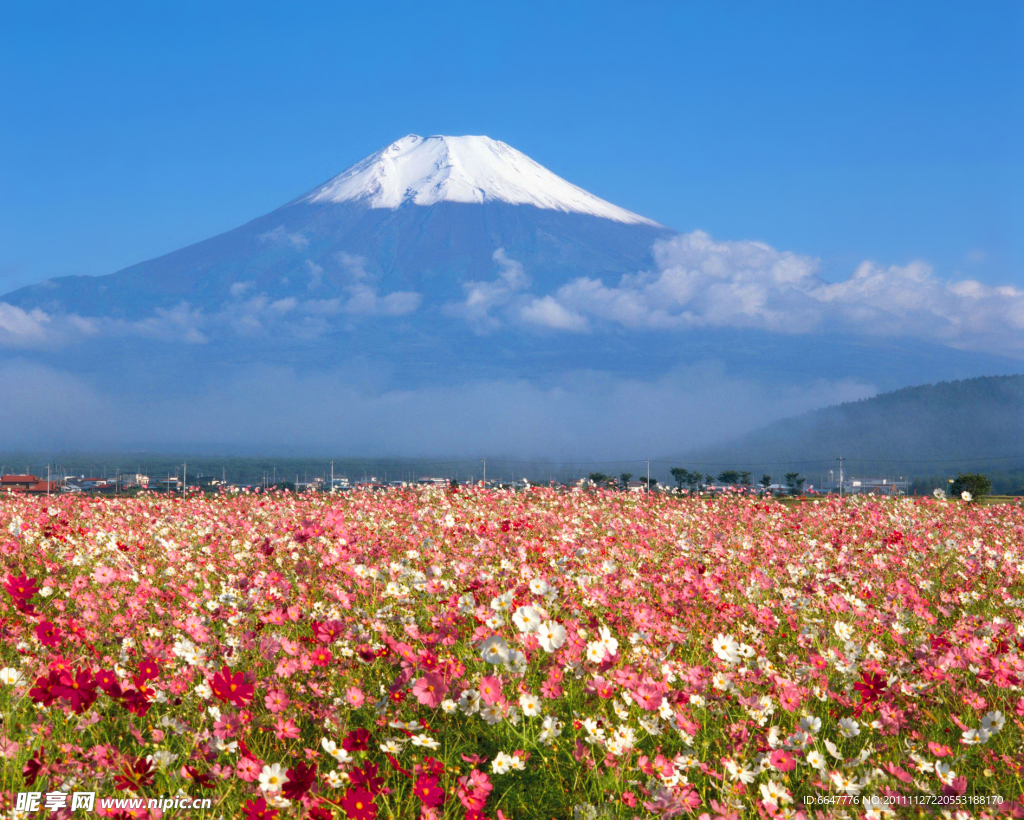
[
  {"left": 479, "top": 675, "right": 504, "bottom": 705},
  {"left": 274, "top": 717, "right": 301, "bottom": 741},
  {"left": 768, "top": 749, "right": 796, "bottom": 772},
  {"left": 236, "top": 756, "right": 263, "bottom": 782},
  {"left": 412, "top": 673, "right": 448, "bottom": 707},
  {"left": 346, "top": 686, "right": 366, "bottom": 708},
  {"left": 633, "top": 683, "right": 663, "bottom": 711},
  {"left": 92, "top": 565, "right": 116, "bottom": 584},
  {"left": 264, "top": 688, "right": 290, "bottom": 713}
]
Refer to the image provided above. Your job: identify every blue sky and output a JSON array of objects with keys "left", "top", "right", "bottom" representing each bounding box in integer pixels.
[{"left": 1, "top": 1, "right": 1020, "bottom": 293}]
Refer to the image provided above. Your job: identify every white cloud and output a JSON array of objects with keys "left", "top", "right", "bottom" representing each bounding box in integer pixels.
[
  {"left": 0, "top": 302, "right": 100, "bottom": 349},
  {"left": 259, "top": 225, "right": 309, "bottom": 249},
  {"left": 0, "top": 302, "right": 51, "bottom": 347},
  {"left": 443, "top": 248, "right": 531, "bottom": 332},
  {"left": 522, "top": 230, "right": 1024, "bottom": 355},
  {"left": 519, "top": 295, "right": 589, "bottom": 331}
]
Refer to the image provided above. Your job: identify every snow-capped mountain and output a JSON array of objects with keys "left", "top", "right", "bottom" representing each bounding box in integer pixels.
[
  {"left": 1, "top": 135, "right": 671, "bottom": 319},
  {"left": 305, "top": 134, "right": 658, "bottom": 224}
]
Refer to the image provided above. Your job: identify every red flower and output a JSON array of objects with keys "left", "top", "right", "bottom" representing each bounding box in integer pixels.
[
  {"left": 185, "top": 766, "right": 216, "bottom": 789},
  {"left": 342, "top": 728, "right": 370, "bottom": 752},
  {"left": 348, "top": 762, "right": 383, "bottom": 795},
  {"left": 421, "top": 756, "right": 445, "bottom": 777},
  {"left": 308, "top": 808, "right": 333, "bottom": 820},
  {"left": 29, "top": 671, "right": 61, "bottom": 707},
  {"left": 138, "top": 657, "right": 160, "bottom": 681},
  {"left": 414, "top": 775, "right": 445, "bottom": 808},
  {"left": 95, "top": 668, "right": 122, "bottom": 698},
  {"left": 210, "top": 666, "right": 254, "bottom": 707},
  {"left": 282, "top": 760, "right": 317, "bottom": 800},
  {"left": 242, "top": 796, "right": 278, "bottom": 820},
  {"left": 853, "top": 671, "right": 886, "bottom": 703},
  {"left": 4, "top": 572, "right": 38, "bottom": 598},
  {"left": 22, "top": 747, "right": 45, "bottom": 787},
  {"left": 340, "top": 787, "right": 377, "bottom": 820},
  {"left": 35, "top": 620, "right": 62, "bottom": 648},
  {"left": 114, "top": 757, "right": 155, "bottom": 791},
  {"left": 4, "top": 573, "right": 39, "bottom": 612},
  {"left": 53, "top": 667, "right": 99, "bottom": 713}
]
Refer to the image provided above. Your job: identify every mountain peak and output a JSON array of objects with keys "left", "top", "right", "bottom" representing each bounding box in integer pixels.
[{"left": 304, "top": 134, "right": 658, "bottom": 225}]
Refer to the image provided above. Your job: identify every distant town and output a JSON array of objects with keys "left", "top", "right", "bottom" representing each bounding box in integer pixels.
[{"left": 0, "top": 470, "right": 911, "bottom": 497}]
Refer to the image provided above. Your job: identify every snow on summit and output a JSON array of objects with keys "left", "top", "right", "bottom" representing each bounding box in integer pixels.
[{"left": 305, "top": 134, "right": 658, "bottom": 225}]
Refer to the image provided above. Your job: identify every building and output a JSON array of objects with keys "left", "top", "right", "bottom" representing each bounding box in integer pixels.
[
  {"left": 823, "top": 477, "right": 909, "bottom": 496},
  {"left": 26, "top": 481, "right": 60, "bottom": 495},
  {"left": 118, "top": 473, "right": 150, "bottom": 487},
  {"left": 1, "top": 475, "right": 40, "bottom": 492}
]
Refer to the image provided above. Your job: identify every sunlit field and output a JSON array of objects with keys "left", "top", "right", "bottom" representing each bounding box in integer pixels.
[{"left": 1, "top": 488, "right": 1022, "bottom": 819}]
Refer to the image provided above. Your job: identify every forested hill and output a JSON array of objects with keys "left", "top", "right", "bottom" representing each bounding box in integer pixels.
[{"left": 677, "top": 374, "right": 1024, "bottom": 481}]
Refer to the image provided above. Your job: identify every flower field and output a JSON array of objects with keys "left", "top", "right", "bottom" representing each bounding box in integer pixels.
[{"left": 1, "top": 488, "right": 1023, "bottom": 819}]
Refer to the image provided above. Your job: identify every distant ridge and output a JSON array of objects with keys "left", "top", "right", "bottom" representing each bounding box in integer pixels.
[{"left": 676, "top": 374, "right": 1024, "bottom": 472}]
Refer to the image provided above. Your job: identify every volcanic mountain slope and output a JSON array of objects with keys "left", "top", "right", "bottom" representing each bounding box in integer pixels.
[{"left": 3, "top": 135, "right": 672, "bottom": 319}]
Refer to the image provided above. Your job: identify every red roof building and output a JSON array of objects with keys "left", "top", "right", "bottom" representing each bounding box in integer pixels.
[
  {"left": 1, "top": 475, "right": 40, "bottom": 491},
  {"left": 27, "top": 481, "right": 60, "bottom": 495}
]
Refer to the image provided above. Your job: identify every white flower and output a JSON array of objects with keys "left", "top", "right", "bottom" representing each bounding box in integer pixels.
[
  {"left": 596, "top": 626, "right": 619, "bottom": 656},
  {"left": 723, "top": 758, "right": 755, "bottom": 784},
  {"left": 491, "top": 752, "right": 518, "bottom": 774},
  {"left": 529, "top": 578, "right": 550, "bottom": 596},
  {"left": 480, "top": 702, "right": 503, "bottom": 725},
  {"left": 933, "top": 488, "right": 944, "bottom": 499},
  {"left": 537, "top": 622, "right": 566, "bottom": 652},
  {"left": 538, "top": 715, "right": 563, "bottom": 745},
  {"left": 0, "top": 667, "right": 25, "bottom": 686},
  {"left": 504, "top": 649, "right": 528, "bottom": 675},
  {"left": 838, "top": 718, "right": 861, "bottom": 739},
  {"left": 147, "top": 750, "right": 178, "bottom": 769},
  {"left": 805, "top": 750, "right": 826, "bottom": 770},
  {"left": 759, "top": 780, "right": 792, "bottom": 805},
  {"left": 981, "top": 710, "right": 1005, "bottom": 734},
  {"left": 194, "top": 681, "right": 212, "bottom": 699},
  {"left": 489, "top": 591, "right": 514, "bottom": 613},
  {"left": 458, "top": 689, "right": 481, "bottom": 715},
  {"left": 833, "top": 621, "right": 854, "bottom": 642},
  {"left": 962, "top": 727, "right": 990, "bottom": 745},
  {"left": 519, "top": 693, "right": 541, "bottom": 717},
  {"left": 712, "top": 633, "right": 740, "bottom": 664},
  {"left": 321, "top": 738, "right": 352, "bottom": 763},
  {"left": 479, "top": 635, "right": 510, "bottom": 664},
  {"left": 410, "top": 733, "right": 440, "bottom": 749},
  {"left": 512, "top": 606, "right": 542, "bottom": 633},
  {"left": 259, "top": 763, "right": 287, "bottom": 792},
  {"left": 831, "top": 771, "right": 863, "bottom": 795},
  {"left": 961, "top": 491, "right": 972, "bottom": 501},
  {"left": 324, "top": 769, "right": 346, "bottom": 788},
  {"left": 799, "top": 715, "right": 822, "bottom": 735},
  {"left": 379, "top": 739, "right": 405, "bottom": 754}
]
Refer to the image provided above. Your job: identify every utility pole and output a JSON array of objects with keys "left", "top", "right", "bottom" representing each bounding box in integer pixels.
[
  {"left": 46, "top": 464, "right": 50, "bottom": 499},
  {"left": 482, "top": 458, "right": 486, "bottom": 486},
  {"left": 837, "top": 455, "right": 844, "bottom": 498},
  {"left": 646, "top": 459, "right": 650, "bottom": 494},
  {"left": 183, "top": 462, "right": 187, "bottom": 499},
  {"left": 330, "top": 461, "right": 334, "bottom": 492}
]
